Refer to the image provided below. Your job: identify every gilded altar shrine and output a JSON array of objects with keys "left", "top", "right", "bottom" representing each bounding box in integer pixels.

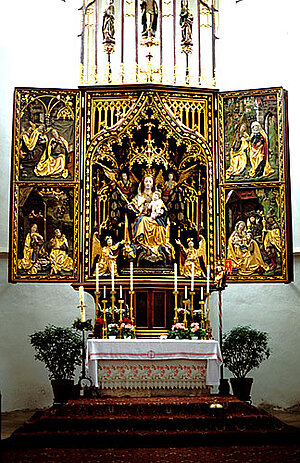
[{"left": 8, "top": 1, "right": 293, "bottom": 337}]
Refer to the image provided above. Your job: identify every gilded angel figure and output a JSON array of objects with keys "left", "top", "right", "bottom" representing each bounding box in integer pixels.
[
  {"left": 91, "top": 234, "right": 124, "bottom": 276},
  {"left": 175, "top": 236, "right": 206, "bottom": 278}
]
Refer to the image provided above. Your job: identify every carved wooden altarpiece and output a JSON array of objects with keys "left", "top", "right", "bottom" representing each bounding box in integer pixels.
[{"left": 9, "top": 85, "right": 292, "bottom": 330}]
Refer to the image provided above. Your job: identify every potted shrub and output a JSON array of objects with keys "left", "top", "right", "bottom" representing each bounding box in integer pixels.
[
  {"left": 29, "top": 324, "right": 82, "bottom": 404},
  {"left": 222, "top": 325, "right": 271, "bottom": 401}
]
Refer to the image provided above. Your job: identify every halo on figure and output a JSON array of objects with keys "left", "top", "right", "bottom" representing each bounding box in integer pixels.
[{"left": 105, "top": 235, "right": 113, "bottom": 242}]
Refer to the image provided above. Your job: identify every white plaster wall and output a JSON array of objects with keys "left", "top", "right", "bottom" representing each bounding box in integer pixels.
[{"left": 0, "top": 0, "right": 299, "bottom": 411}]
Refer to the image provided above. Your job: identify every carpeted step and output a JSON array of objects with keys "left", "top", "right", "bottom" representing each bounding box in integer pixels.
[{"left": 4, "top": 396, "right": 300, "bottom": 449}]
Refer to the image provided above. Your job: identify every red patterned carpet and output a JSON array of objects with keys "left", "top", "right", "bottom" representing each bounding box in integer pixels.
[{"left": 1, "top": 396, "right": 300, "bottom": 462}]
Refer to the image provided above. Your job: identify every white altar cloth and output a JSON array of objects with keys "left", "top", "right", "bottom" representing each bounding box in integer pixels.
[{"left": 86, "top": 339, "right": 222, "bottom": 388}]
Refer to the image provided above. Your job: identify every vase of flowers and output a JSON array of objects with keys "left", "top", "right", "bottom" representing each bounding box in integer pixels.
[
  {"left": 168, "top": 322, "right": 189, "bottom": 340},
  {"left": 107, "top": 323, "right": 119, "bottom": 338},
  {"left": 120, "top": 318, "right": 135, "bottom": 339},
  {"left": 189, "top": 322, "right": 206, "bottom": 339}
]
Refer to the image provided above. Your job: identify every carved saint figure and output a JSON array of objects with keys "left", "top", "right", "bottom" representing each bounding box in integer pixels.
[
  {"left": 128, "top": 176, "right": 174, "bottom": 265},
  {"left": 214, "top": 260, "right": 226, "bottom": 289},
  {"left": 175, "top": 237, "right": 206, "bottom": 278},
  {"left": 179, "top": 0, "right": 193, "bottom": 45},
  {"left": 92, "top": 235, "right": 124, "bottom": 276},
  {"left": 249, "top": 121, "right": 274, "bottom": 178},
  {"left": 102, "top": 0, "right": 115, "bottom": 44},
  {"left": 18, "top": 223, "right": 44, "bottom": 274},
  {"left": 49, "top": 228, "right": 73, "bottom": 275},
  {"left": 141, "top": 0, "right": 158, "bottom": 37},
  {"left": 226, "top": 123, "right": 249, "bottom": 179},
  {"left": 34, "top": 129, "right": 69, "bottom": 178}
]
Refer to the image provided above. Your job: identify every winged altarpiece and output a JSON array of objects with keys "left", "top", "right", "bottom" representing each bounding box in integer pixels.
[{"left": 9, "top": 85, "right": 292, "bottom": 331}]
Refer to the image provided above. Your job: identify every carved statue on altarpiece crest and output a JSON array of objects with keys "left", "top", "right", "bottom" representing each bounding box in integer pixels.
[
  {"left": 141, "top": 0, "right": 158, "bottom": 38},
  {"left": 102, "top": 0, "right": 115, "bottom": 44}
]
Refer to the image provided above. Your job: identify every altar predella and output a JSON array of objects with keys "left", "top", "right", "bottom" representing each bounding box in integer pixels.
[{"left": 9, "top": 0, "right": 292, "bottom": 337}]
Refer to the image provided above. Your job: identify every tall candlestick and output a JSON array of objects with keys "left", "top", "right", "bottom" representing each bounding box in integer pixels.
[
  {"left": 184, "top": 285, "right": 188, "bottom": 300},
  {"left": 201, "top": 286, "right": 204, "bottom": 300},
  {"left": 120, "top": 284, "right": 122, "bottom": 299},
  {"left": 96, "top": 264, "right": 99, "bottom": 292},
  {"left": 174, "top": 263, "right": 177, "bottom": 292},
  {"left": 111, "top": 262, "right": 115, "bottom": 291},
  {"left": 103, "top": 285, "right": 107, "bottom": 299},
  {"left": 79, "top": 285, "right": 84, "bottom": 304},
  {"left": 207, "top": 265, "right": 210, "bottom": 293},
  {"left": 191, "top": 262, "right": 194, "bottom": 292},
  {"left": 130, "top": 261, "right": 133, "bottom": 291}
]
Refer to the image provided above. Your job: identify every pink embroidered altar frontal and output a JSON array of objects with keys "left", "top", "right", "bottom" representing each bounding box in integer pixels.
[{"left": 87, "top": 340, "right": 222, "bottom": 393}]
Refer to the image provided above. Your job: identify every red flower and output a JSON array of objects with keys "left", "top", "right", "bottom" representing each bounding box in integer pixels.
[
  {"left": 95, "top": 317, "right": 105, "bottom": 325},
  {"left": 124, "top": 318, "right": 132, "bottom": 324}
]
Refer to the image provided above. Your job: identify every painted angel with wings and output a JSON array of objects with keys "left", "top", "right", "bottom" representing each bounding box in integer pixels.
[
  {"left": 91, "top": 234, "right": 124, "bottom": 276},
  {"left": 175, "top": 236, "right": 207, "bottom": 278}
]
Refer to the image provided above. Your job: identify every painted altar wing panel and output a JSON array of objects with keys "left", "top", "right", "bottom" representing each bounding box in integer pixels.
[
  {"left": 217, "top": 87, "right": 293, "bottom": 283},
  {"left": 9, "top": 87, "right": 82, "bottom": 282}
]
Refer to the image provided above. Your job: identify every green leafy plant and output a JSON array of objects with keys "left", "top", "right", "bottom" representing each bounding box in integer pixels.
[
  {"left": 29, "top": 325, "right": 82, "bottom": 380},
  {"left": 72, "top": 318, "right": 93, "bottom": 332},
  {"left": 222, "top": 325, "right": 271, "bottom": 378}
]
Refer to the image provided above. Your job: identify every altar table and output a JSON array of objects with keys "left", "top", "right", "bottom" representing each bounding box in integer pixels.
[{"left": 86, "top": 339, "right": 222, "bottom": 395}]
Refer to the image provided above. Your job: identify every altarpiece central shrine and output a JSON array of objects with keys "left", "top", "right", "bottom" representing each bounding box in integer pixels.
[{"left": 9, "top": 0, "right": 292, "bottom": 344}]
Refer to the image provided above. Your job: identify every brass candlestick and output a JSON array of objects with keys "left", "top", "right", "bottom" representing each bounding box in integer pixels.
[
  {"left": 111, "top": 290, "right": 116, "bottom": 323},
  {"left": 118, "top": 299, "right": 124, "bottom": 339},
  {"left": 173, "top": 290, "right": 179, "bottom": 324},
  {"left": 119, "top": 299, "right": 124, "bottom": 323},
  {"left": 190, "top": 291, "right": 195, "bottom": 322},
  {"left": 183, "top": 299, "right": 189, "bottom": 328},
  {"left": 102, "top": 298, "right": 108, "bottom": 339},
  {"left": 199, "top": 301, "right": 205, "bottom": 329},
  {"left": 129, "top": 290, "right": 135, "bottom": 324},
  {"left": 205, "top": 292, "right": 213, "bottom": 340}
]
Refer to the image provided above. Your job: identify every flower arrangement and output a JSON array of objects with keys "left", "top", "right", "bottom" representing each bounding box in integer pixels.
[
  {"left": 168, "top": 322, "right": 189, "bottom": 339},
  {"left": 107, "top": 323, "right": 119, "bottom": 337},
  {"left": 189, "top": 322, "right": 206, "bottom": 339},
  {"left": 120, "top": 318, "right": 136, "bottom": 338}
]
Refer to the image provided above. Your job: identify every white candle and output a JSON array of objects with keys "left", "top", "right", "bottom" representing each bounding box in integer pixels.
[
  {"left": 174, "top": 263, "right": 177, "bottom": 292},
  {"left": 130, "top": 261, "right": 133, "bottom": 291},
  {"left": 191, "top": 262, "right": 194, "bottom": 292},
  {"left": 80, "top": 306, "right": 86, "bottom": 322},
  {"left": 120, "top": 284, "right": 122, "bottom": 299},
  {"left": 96, "top": 263, "right": 99, "bottom": 292},
  {"left": 207, "top": 265, "right": 210, "bottom": 294},
  {"left": 184, "top": 285, "right": 188, "bottom": 300},
  {"left": 79, "top": 285, "right": 84, "bottom": 304},
  {"left": 104, "top": 285, "right": 107, "bottom": 299},
  {"left": 111, "top": 262, "right": 115, "bottom": 291},
  {"left": 200, "top": 287, "right": 204, "bottom": 300}
]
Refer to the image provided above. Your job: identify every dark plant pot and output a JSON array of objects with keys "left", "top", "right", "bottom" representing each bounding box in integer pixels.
[
  {"left": 230, "top": 377, "right": 253, "bottom": 402},
  {"left": 218, "top": 378, "right": 230, "bottom": 396},
  {"left": 51, "top": 379, "right": 74, "bottom": 405}
]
